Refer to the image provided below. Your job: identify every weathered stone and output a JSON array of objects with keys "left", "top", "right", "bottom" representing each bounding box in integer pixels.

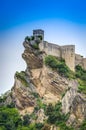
[{"left": 36, "top": 109, "right": 47, "bottom": 123}]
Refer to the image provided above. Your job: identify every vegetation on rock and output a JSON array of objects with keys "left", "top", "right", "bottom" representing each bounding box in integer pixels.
[
  {"left": 15, "top": 71, "right": 29, "bottom": 87},
  {"left": 0, "top": 106, "right": 22, "bottom": 130},
  {"left": 44, "top": 55, "right": 75, "bottom": 78},
  {"left": 75, "top": 65, "right": 86, "bottom": 94},
  {"left": 75, "top": 65, "right": 86, "bottom": 80},
  {"left": 25, "top": 36, "right": 31, "bottom": 42},
  {"left": 31, "top": 43, "right": 39, "bottom": 50},
  {"left": 45, "top": 102, "right": 74, "bottom": 130},
  {"left": 0, "top": 42, "right": 86, "bottom": 130}
]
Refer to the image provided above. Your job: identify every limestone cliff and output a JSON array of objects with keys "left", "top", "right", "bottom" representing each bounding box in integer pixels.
[{"left": 0, "top": 40, "right": 86, "bottom": 130}]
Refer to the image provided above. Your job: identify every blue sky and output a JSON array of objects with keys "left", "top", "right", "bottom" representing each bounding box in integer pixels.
[{"left": 0, "top": 0, "right": 86, "bottom": 94}]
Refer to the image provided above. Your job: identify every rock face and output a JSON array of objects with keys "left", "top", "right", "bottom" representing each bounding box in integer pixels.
[
  {"left": 22, "top": 42, "right": 70, "bottom": 104},
  {"left": 1, "top": 41, "right": 86, "bottom": 129},
  {"left": 62, "top": 81, "right": 86, "bottom": 126},
  {"left": 13, "top": 42, "right": 86, "bottom": 118},
  {"left": 22, "top": 41, "right": 43, "bottom": 69},
  {"left": 62, "top": 80, "right": 78, "bottom": 114},
  {"left": 36, "top": 109, "right": 47, "bottom": 123},
  {"left": 12, "top": 77, "right": 36, "bottom": 110}
]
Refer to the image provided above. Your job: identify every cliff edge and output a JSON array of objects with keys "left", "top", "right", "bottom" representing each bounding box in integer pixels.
[{"left": 0, "top": 39, "right": 86, "bottom": 130}]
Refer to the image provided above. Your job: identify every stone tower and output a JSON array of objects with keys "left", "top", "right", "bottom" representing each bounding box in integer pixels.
[
  {"left": 61, "top": 45, "right": 75, "bottom": 71},
  {"left": 33, "top": 29, "right": 44, "bottom": 41}
]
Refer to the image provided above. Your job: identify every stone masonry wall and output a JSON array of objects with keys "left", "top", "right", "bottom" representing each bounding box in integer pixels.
[
  {"left": 39, "top": 41, "right": 61, "bottom": 57},
  {"left": 32, "top": 29, "right": 86, "bottom": 71},
  {"left": 39, "top": 42, "right": 75, "bottom": 71},
  {"left": 75, "top": 54, "right": 86, "bottom": 70},
  {"left": 61, "top": 45, "right": 75, "bottom": 71},
  {"left": 39, "top": 41, "right": 86, "bottom": 71}
]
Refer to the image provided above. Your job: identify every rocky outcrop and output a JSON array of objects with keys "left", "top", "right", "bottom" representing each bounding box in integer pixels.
[
  {"left": 67, "top": 94, "right": 86, "bottom": 126},
  {"left": 62, "top": 80, "right": 78, "bottom": 114},
  {"left": 1, "top": 40, "right": 86, "bottom": 129},
  {"left": 36, "top": 109, "right": 47, "bottom": 123},
  {"left": 22, "top": 41, "right": 43, "bottom": 69},
  {"left": 62, "top": 81, "right": 86, "bottom": 126},
  {"left": 22, "top": 42, "right": 70, "bottom": 104},
  {"left": 11, "top": 74, "right": 37, "bottom": 112}
]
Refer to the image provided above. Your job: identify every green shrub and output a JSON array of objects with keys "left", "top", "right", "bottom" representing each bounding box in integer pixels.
[
  {"left": 31, "top": 43, "right": 39, "bottom": 50},
  {"left": 32, "top": 92, "right": 39, "bottom": 98},
  {"left": 57, "top": 63, "right": 69, "bottom": 77},
  {"left": 45, "top": 55, "right": 74, "bottom": 78},
  {"left": 25, "top": 36, "right": 31, "bottom": 42},
  {"left": 0, "top": 107, "right": 22, "bottom": 130},
  {"left": 45, "top": 103, "right": 54, "bottom": 116},
  {"left": 15, "top": 71, "right": 29, "bottom": 87},
  {"left": 31, "top": 36, "right": 35, "bottom": 40},
  {"left": 23, "top": 114, "right": 31, "bottom": 126},
  {"left": 75, "top": 65, "right": 86, "bottom": 80},
  {"left": 7, "top": 102, "right": 15, "bottom": 108},
  {"left": 28, "top": 123, "right": 37, "bottom": 130},
  {"left": 58, "top": 122, "right": 74, "bottom": 130},
  {"left": 45, "top": 102, "right": 69, "bottom": 125},
  {"left": 75, "top": 65, "right": 86, "bottom": 94},
  {"left": 0, "top": 96, "right": 6, "bottom": 103},
  {"left": 81, "top": 73, "right": 86, "bottom": 80},
  {"left": 78, "top": 85, "right": 86, "bottom": 94},
  {"left": 45, "top": 55, "right": 59, "bottom": 68},
  {"left": 76, "top": 70, "right": 86, "bottom": 94},
  {"left": 36, "top": 98, "right": 46, "bottom": 110},
  {"left": 30, "top": 113, "right": 37, "bottom": 120},
  {"left": 35, "top": 123, "right": 44, "bottom": 130},
  {"left": 80, "top": 120, "right": 86, "bottom": 130},
  {"left": 17, "top": 126, "right": 29, "bottom": 130}
]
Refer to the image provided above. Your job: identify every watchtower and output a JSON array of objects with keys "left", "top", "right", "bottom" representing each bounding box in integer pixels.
[{"left": 33, "top": 29, "right": 44, "bottom": 41}]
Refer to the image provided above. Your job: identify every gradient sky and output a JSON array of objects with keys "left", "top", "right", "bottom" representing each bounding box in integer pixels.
[{"left": 0, "top": 0, "right": 86, "bottom": 94}]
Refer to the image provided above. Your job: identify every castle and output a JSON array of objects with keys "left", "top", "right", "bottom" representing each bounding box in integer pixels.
[{"left": 31, "top": 29, "right": 86, "bottom": 71}]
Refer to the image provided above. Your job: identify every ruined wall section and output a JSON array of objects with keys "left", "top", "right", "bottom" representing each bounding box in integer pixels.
[{"left": 61, "top": 45, "right": 75, "bottom": 71}]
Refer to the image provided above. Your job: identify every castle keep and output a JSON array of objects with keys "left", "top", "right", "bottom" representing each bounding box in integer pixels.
[{"left": 29, "top": 29, "right": 86, "bottom": 71}]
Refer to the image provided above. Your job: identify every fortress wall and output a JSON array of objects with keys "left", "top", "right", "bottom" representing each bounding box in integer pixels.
[
  {"left": 39, "top": 41, "right": 61, "bottom": 57},
  {"left": 75, "top": 54, "right": 83, "bottom": 66},
  {"left": 82, "top": 58, "right": 86, "bottom": 70},
  {"left": 39, "top": 42, "right": 75, "bottom": 71},
  {"left": 75, "top": 54, "right": 86, "bottom": 70},
  {"left": 61, "top": 45, "right": 75, "bottom": 71}
]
